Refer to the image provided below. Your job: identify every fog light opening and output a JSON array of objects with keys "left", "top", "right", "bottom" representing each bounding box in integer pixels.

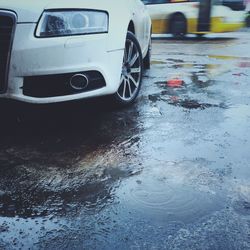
[{"left": 70, "top": 74, "right": 89, "bottom": 91}]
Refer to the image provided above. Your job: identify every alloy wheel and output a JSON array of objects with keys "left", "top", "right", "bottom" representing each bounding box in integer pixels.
[{"left": 117, "top": 34, "right": 142, "bottom": 102}]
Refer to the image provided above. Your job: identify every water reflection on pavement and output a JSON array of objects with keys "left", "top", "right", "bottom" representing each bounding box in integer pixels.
[{"left": 1, "top": 31, "right": 250, "bottom": 249}]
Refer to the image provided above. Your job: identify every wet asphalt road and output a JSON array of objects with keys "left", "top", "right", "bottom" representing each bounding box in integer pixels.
[{"left": 0, "top": 31, "right": 250, "bottom": 250}]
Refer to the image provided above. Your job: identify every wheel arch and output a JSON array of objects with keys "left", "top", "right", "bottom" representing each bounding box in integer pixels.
[{"left": 128, "top": 21, "right": 135, "bottom": 34}]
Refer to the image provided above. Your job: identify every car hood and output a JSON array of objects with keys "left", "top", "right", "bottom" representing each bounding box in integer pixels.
[
  {"left": 0, "top": 0, "right": 111, "bottom": 23},
  {"left": 0, "top": 0, "right": 51, "bottom": 22}
]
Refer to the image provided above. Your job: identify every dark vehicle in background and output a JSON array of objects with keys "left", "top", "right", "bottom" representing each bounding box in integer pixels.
[{"left": 222, "top": 0, "right": 246, "bottom": 10}]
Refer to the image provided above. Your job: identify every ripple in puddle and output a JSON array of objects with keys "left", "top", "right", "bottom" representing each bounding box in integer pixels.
[{"left": 116, "top": 165, "right": 224, "bottom": 224}]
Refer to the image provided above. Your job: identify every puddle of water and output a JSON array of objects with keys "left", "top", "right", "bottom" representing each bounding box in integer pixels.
[
  {"left": 169, "top": 99, "right": 225, "bottom": 110},
  {"left": 116, "top": 162, "right": 225, "bottom": 224},
  {"left": 148, "top": 56, "right": 235, "bottom": 110},
  {"left": 0, "top": 144, "right": 143, "bottom": 218},
  {"left": 0, "top": 216, "right": 69, "bottom": 249},
  {"left": 149, "top": 88, "right": 226, "bottom": 110},
  {"left": 167, "top": 79, "right": 184, "bottom": 88}
]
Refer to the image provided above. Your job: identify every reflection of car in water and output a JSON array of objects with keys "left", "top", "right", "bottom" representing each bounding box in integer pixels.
[
  {"left": 0, "top": 0, "right": 151, "bottom": 106},
  {"left": 142, "top": 0, "right": 245, "bottom": 37}
]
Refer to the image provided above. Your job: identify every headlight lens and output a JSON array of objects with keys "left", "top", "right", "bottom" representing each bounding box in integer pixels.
[{"left": 36, "top": 10, "right": 108, "bottom": 37}]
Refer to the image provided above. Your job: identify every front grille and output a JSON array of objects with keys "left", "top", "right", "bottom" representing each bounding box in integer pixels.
[{"left": 0, "top": 11, "right": 16, "bottom": 93}]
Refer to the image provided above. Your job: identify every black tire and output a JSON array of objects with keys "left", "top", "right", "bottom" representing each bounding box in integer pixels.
[
  {"left": 112, "top": 32, "right": 143, "bottom": 107},
  {"left": 143, "top": 36, "right": 151, "bottom": 70},
  {"left": 169, "top": 14, "right": 187, "bottom": 38}
]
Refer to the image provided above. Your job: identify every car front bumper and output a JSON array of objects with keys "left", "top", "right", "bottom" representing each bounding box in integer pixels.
[{"left": 0, "top": 23, "right": 124, "bottom": 104}]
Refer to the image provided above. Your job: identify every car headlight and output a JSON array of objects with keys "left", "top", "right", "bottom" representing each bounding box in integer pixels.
[{"left": 36, "top": 10, "right": 108, "bottom": 37}]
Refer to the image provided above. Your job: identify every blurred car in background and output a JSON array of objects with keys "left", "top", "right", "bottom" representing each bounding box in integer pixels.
[
  {"left": 221, "top": 0, "right": 250, "bottom": 27},
  {"left": 0, "top": 0, "right": 151, "bottom": 106},
  {"left": 142, "top": 0, "right": 245, "bottom": 37}
]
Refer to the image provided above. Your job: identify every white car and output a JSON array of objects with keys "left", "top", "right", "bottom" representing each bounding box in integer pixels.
[{"left": 0, "top": 0, "right": 151, "bottom": 106}]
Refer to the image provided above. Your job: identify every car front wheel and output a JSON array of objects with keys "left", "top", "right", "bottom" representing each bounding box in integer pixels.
[{"left": 113, "top": 32, "right": 143, "bottom": 107}]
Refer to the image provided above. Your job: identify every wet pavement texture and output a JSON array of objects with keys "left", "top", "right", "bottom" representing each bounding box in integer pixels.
[{"left": 1, "top": 31, "right": 250, "bottom": 250}]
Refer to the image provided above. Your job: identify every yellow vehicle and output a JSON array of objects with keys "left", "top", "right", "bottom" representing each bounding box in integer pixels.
[{"left": 142, "top": 0, "right": 245, "bottom": 37}]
